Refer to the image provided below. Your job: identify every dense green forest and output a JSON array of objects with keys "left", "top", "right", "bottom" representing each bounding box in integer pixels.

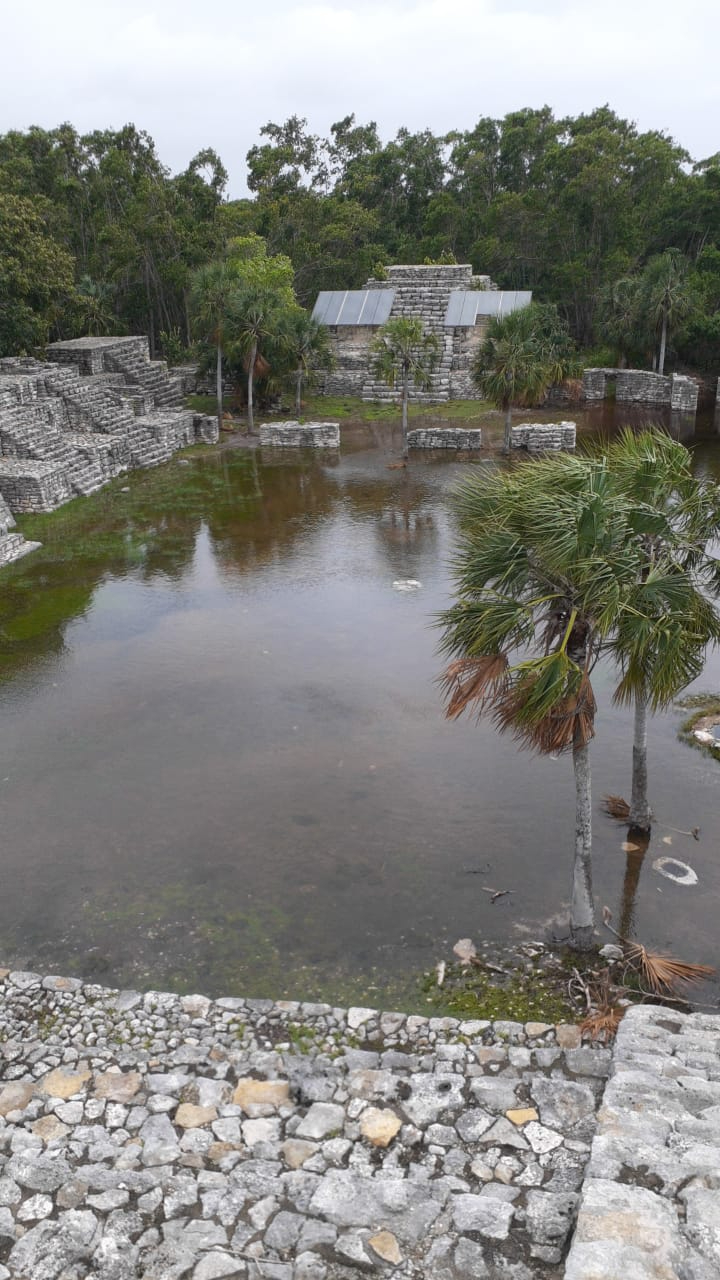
[{"left": 2, "top": 107, "right": 720, "bottom": 373}]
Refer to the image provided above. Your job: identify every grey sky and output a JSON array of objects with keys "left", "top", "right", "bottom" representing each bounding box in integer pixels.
[{"left": 3, "top": 0, "right": 719, "bottom": 196}]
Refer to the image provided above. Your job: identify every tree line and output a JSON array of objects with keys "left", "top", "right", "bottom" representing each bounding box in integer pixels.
[{"left": 2, "top": 107, "right": 720, "bottom": 374}]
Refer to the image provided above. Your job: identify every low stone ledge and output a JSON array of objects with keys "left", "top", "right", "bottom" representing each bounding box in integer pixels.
[
  {"left": 259, "top": 421, "right": 340, "bottom": 448},
  {"left": 407, "top": 428, "right": 483, "bottom": 449},
  {"left": 510, "top": 422, "right": 576, "bottom": 452}
]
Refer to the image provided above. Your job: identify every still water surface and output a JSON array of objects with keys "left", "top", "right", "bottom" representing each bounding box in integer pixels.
[{"left": 1, "top": 407, "right": 719, "bottom": 1005}]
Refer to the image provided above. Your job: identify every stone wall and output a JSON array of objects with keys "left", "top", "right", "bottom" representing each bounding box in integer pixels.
[
  {"left": 0, "top": 490, "right": 40, "bottom": 564},
  {"left": 582, "top": 366, "right": 699, "bottom": 413},
  {"left": 0, "top": 339, "right": 219, "bottom": 531},
  {"left": 510, "top": 422, "right": 577, "bottom": 451},
  {"left": 407, "top": 428, "right": 483, "bottom": 449},
  {"left": 258, "top": 421, "right": 340, "bottom": 447}
]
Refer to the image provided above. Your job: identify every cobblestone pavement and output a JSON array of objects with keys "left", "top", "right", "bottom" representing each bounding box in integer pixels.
[
  {"left": 3, "top": 972, "right": 715, "bottom": 1280},
  {"left": 565, "top": 1004, "right": 720, "bottom": 1280}
]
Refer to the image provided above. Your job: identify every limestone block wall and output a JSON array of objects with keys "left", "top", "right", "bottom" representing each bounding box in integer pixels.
[
  {"left": 0, "top": 339, "right": 219, "bottom": 534},
  {"left": 321, "top": 327, "right": 374, "bottom": 397},
  {"left": 510, "top": 422, "right": 577, "bottom": 451},
  {"left": 407, "top": 428, "right": 483, "bottom": 449},
  {"left": 670, "top": 375, "right": 699, "bottom": 412},
  {"left": 583, "top": 367, "right": 698, "bottom": 413},
  {"left": 258, "top": 421, "right": 340, "bottom": 448}
]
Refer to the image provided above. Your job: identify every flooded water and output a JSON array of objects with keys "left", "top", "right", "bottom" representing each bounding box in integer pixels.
[{"left": 1, "top": 404, "right": 720, "bottom": 1006}]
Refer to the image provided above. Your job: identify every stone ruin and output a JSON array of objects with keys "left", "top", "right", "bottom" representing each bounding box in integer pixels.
[
  {"left": 406, "top": 428, "right": 483, "bottom": 449},
  {"left": 312, "top": 265, "right": 531, "bottom": 404},
  {"left": 0, "top": 336, "right": 218, "bottom": 567},
  {"left": 583, "top": 367, "right": 699, "bottom": 413},
  {"left": 258, "top": 421, "right": 340, "bottom": 448},
  {"left": 510, "top": 422, "right": 577, "bottom": 452}
]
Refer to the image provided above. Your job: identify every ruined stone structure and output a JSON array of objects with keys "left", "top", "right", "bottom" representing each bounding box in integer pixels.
[
  {"left": 583, "top": 368, "right": 699, "bottom": 414},
  {"left": 312, "top": 265, "right": 531, "bottom": 404},
  {"left": 258, "top": 421, "right": 340, "bottom": 448},
  {"left": 0, "top": 490, "right": 40, "bottom": 566},
  {"left": 0, "top": 337, "right": 218, "bottom": 563},
  {"left": 510, "top": 422, "right": 577, "bottom": 452},
  {"left": 406, "top": 428, "right": 483, "bottom": 449}
]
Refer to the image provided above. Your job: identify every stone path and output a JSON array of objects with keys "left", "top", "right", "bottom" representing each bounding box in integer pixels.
[
  {"left": 565, "top": 1004, "right": 720, "bottom": 1280},
  {"left": 0, "top": 970, "right": 716, "bottom": 1279}
]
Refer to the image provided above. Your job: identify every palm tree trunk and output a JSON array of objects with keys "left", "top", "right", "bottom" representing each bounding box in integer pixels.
[
  {"left": 247, "top": 339, "right": 257, "bottom": 435},
  {"left": 503, "top": 403, "right": 512, "bottom": 454},
  {"left": 658, "top": 308, "right": 668, "bottom": 377},
  {"left": 401, "top": 374, "right": 409, "bottom": 460},
  {"left": 216, "top": 342, "right": 223, "bottom": 434},
  {"left": 295, "top": 368, "right": 303, "bottom": 419},
  {"left": 629, "top": 692, "right": 651, "bottom": 831},
  {"left": 569, "top": 740, "right": 594, "bottom": 950}
]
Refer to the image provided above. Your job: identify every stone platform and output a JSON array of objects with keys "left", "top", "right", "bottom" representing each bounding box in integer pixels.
[
  {"left": 258, "top": 423, "right": 340, "bottom": 448},
  {"left": 0, "top": 971, "right": 715, "bottom": 1279}
]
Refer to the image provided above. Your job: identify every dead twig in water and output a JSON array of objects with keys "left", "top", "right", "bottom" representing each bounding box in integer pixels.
[{"left": 481, "top": 886, "right": 513, "bottom": 902}]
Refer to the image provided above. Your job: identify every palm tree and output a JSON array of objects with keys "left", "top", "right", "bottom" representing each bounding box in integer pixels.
[
  {"left": 280, "top": 311, "right": 335, "bottom": 417},
  {"left": 370, "top": 317, "right": 440, "bottom": 459},
  {"left": 472, "top": 303, "right": 579, "bottom": 453},
  {"left": 230, "top": 285, "right": 286, "bottom": 435},
  {"left": 189, "top": 260, "right": 239, "bottom": 433},
  {"left": 639, "top": 250, "right": 694, "bottom": 375},
  {"left": 602, "top": 429, "right": 720, "bottom": 830},
  {"left": 76, "top": 275, "right": 116, "bottom": 336},
  {"left": 437, "top": 445, "right": 718, "bottom": 949}
]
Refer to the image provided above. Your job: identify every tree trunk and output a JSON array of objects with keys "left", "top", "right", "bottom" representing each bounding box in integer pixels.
[
  {"left": 216, "top": 342, "right": 223, "bottom": 434},
  {"left": 247, "top": 339, "right": 257, "bottom": 435},
  {"left": 401, "top": 374, "right": 409, "bottom": 460},
  {"left": 569, "top": 741, "right": 595, "bottom": 949},
  {"left": 503, "top": 403, "right": 512, "bottom": 454},
  {"left": 658, "top": 308, "right": 668, "bottom": 376},
  {"left": 295, "top": 367, "right": 303, "bottom": 418},
  {"left": 629, "top": 692, "right": 651, "bottom": 831}
]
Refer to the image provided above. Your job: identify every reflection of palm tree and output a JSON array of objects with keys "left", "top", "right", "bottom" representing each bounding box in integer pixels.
[{"left": 618, "top": 829, "right": 650, "bottom": 942}]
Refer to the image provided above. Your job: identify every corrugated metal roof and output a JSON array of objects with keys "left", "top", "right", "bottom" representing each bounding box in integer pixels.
[
  {"left": 444, "top": 290, "right": 532, "bottom": 326},
  {"left": 312, "top": 290, "right": 396, "bottom": 327}
]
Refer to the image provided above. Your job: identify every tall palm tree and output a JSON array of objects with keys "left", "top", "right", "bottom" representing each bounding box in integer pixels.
[
  {"left": 280, "top": 310, "right": 335, "bottom": 417},
  {"left": 370, "top": 317, "right": 440, "bottom": 459},
  {"left": 472, "top": 303, "right": 579, "bottom": 453},
  {"left": 230, "top": 285, "right": 286, "bottom": 434},
  {"left": 602, "top": 429, "right": 720, "bottom": 830},
  {"left": 189, "top": 260, "right": 239, "bottom": 433},
  {"left": 437, "top": 446, "right": 718, "bottom": 949},
  {"left": 639, "top": 250, "right": 694, "bottom": 375}
]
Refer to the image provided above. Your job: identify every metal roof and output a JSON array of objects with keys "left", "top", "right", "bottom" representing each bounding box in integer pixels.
[
  {"left": 444, "top": 290, "right": 532, "bottom": 326},
  {"left": 312, "top": 289, "right": 395, "bottom": 327}
]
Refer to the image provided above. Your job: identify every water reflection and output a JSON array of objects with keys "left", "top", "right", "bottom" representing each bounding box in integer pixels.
[{"left": 0, "top": 411, "right": 718, "bottom": 1005}]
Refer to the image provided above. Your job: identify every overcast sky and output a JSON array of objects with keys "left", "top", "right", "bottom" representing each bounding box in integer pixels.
[{"left": 4, "top": 0, "right": 719, "bottom": 196}]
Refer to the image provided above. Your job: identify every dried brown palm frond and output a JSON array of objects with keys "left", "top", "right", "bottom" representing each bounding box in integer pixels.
[
  {"left": 495, "top": 674, "right": 596, "bottom": 755},
  {"left": 603, "top": 794, "right": 631, "bottom": 822},
  {"left": 624, "top": 943, "right": 715, "bottom": 997},
  {"left": 440, "top": 655, "right": 509, "bottom": 720},
  {"left": 580, "top": 1003, "right": 625, "bottom": 1044}
]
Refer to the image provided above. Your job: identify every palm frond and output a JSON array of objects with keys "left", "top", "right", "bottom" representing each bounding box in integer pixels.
[
  {"left": 625, "top": 944, "right": 715, "bottom": 996},
  {"left": 602, "top": 794, "right": 631, "bottom": 822},
  {"left": 580, "top": 1004, "right": 625, "bottom": 1044},
  {"left": 440, "top": 655, "right": 509, "bottom": 720}
]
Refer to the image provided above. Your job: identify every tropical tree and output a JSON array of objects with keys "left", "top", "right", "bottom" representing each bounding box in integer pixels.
[
  {"left": 189, "top": 259, "right": 240, "bottom": 432},
  {"left": 75, "top": 275, "right": 116, "bottom": 336},
  {"left": 370, "top": 317, "right": 440, "bottom": 459},
  {"left": 638, "top": 249, "right": 695, "bottom": 375},
  {"left": 437, "top": 447, "right": 719, "bottom": 949},
  {"left": 472, "top": 303, "right": 579, "bottom": 453},
  {"left": 601, "top": 429, "right": 720, "bottom": 830},
  {"left": 280, "top": 310, "right": 335, "bottom": 416},
  {"left": 230, "top": 284, "right": 286, "bottom": 434}
]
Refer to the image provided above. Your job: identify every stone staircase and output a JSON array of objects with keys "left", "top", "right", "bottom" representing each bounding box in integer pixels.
[{"left": 0, "top": 338, "right": 217, "bottom": 528}]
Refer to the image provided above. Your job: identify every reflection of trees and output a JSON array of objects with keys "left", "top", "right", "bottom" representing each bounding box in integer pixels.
[{"left": 617, "top": 829, "right": 651, "bottom": 941}]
